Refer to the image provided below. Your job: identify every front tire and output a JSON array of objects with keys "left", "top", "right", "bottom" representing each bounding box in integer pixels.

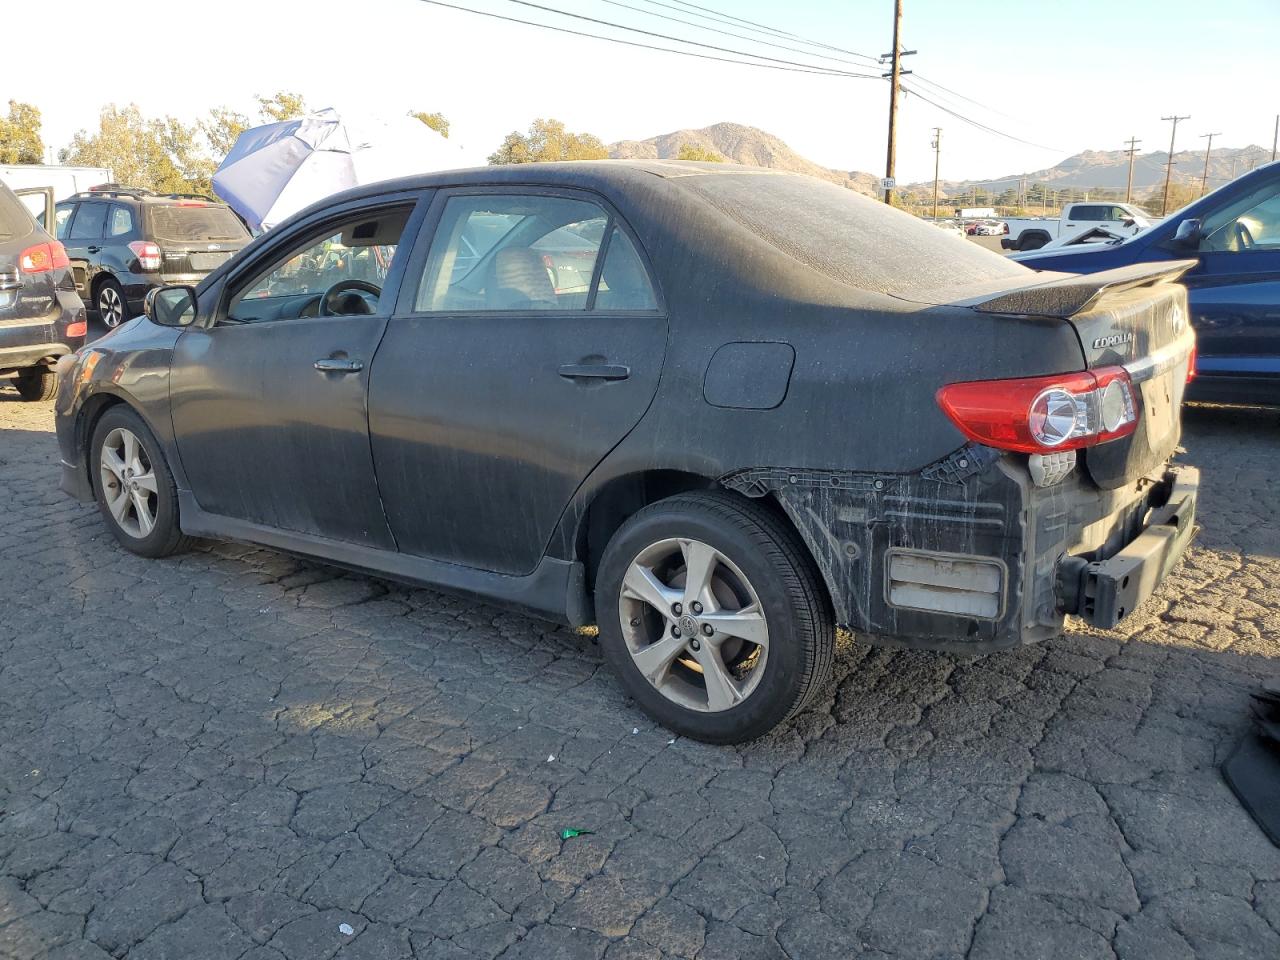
[
  {"left": 90, "top": 406, "right": 191, "bottom": 557},
  {"left": 96, "top": 278, "right": 128, "bottom": 328},
  {"left": 13, "top": 367, "right": 56, "bottom": 402},
  {"left": 596, "top": 491, "right": 835, "bottom": 744}
]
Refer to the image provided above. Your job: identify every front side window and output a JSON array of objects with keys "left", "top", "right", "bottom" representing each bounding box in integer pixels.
[
  {"left": 1201, "top": 180, "right": 1280, "bottom": 252},
  {"left": 68, "top": 202, "right": 107, "bottom": 240},
  {"left": 227, "top": 206, "right": 411, "bottom": 323}
]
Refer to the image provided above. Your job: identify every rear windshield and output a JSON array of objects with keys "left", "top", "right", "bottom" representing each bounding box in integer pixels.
[
  {"left": 0, "top": 184, "right": 35, "bottom": 242},
  {"left": 146, "top": 204, "right": 248, "bottom": 242},
  {"left": 675, "top": 171, "right": 1028, "bottom": 300}
]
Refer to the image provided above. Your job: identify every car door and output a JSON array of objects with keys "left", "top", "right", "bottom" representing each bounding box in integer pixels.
[
  {"left": 168, "top": 194, "right": 424, "bottom": 547},
  {"left": 1183, "top": 174, "right": 1280, "bottom": 386},
  {"left": 63, "top": 200, "right": 107, "bottom": 301},
  {"left": 368, "top": 188, "right": 668, "bottom": 576}
]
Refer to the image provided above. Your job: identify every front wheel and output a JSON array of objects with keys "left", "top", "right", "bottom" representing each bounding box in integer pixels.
[
  {"left": 596, "top": 492, "right": 835, "bottom": 744},
  {"left": 90, "top": 406, "right": 192, "bottom": 557}
]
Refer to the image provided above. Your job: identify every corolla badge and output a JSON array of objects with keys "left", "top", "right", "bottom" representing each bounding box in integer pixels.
[{"left": 1092, "top": 332, "right": 1134, "bottom": 350}]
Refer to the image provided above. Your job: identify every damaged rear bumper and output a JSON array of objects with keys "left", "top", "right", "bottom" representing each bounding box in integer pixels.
[
  {"left": 722, "top": 450, "right": 1198, "bottom": 653},
  {"left": 1057, "top": 465, "right": 1198, "bottom": 629}
]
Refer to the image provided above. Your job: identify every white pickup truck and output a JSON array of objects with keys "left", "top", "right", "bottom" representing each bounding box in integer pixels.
[{"left": 1001, "top": 201, "right": 1154, "bottom": 251}]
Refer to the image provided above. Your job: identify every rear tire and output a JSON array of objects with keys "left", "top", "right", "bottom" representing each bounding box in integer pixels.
[
  {"left": 90, "top": 406, "right": 192, "bottom": 558},
  {"left": 13, "top": 367, "right": 56, "bottom": 402},
  {"left": 96, "top": 278, "right": 128, "bottom": 328},
  {"left": 596, "top": 491, "right": 835, "bottom": 744}
]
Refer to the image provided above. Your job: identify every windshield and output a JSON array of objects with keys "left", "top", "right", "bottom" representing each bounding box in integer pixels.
[
  {"left": 677, "top": 171, "right": 1028, "bottom": 300},
  {"left": 0, "top": 184, "right": 35, "bottom": 243},
  {"left": 146, "top": 204, "right": 248, "bottom": 243}
]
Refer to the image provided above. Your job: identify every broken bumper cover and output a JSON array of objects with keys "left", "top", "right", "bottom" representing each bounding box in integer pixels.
[{"left": 1058, "top": 465, "right": 1198, "bottom": 629}]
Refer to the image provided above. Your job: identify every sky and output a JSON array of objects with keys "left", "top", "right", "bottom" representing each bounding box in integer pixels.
[{"left": 5, "top": 0, "right": 1279, "bottom": 184}]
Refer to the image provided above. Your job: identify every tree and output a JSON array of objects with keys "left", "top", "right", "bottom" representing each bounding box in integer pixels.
[
  {"left": 410, "top": 111, "right": 449, "bottom": 139},
  {"left": 202, "top": 107, "right": 251, "bottom": 159},
  {"left": 256, "top": 91, "right": 308, "bottom": 123},
  {"left": 675, "top": 143, "right": 724, "bottom": 162},
  {"left": 59, "top": 104, "right": 208, "bottom": 194},
  {"left": 0, "top": 100, "right": 45, "bottom": 164},
  {"left": 488, "top": 118, "right": 609, "bottom": 164}
]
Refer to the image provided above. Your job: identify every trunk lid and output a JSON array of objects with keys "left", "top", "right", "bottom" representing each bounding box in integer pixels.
[{"left": 967, "top": 260, "right": 1198, "bottom": 489}]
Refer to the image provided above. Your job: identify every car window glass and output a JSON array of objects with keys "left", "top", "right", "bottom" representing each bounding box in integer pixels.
[
  {"left": 1071, "top": 205, "right": 1102, "bottom": 221},
  {"left": 1201, "top": 180, "right": 1280, "bottom": 252},
  {"left": 415, "top": 195, "right": 607, "bottom": 312},
  {"left": 55, "top": 204, "right": 75, "bottom": 240},
  {"left": 595, "top": 228, "right": 658, "bottom": 311},
  {"left": 69, "top": 202, "right": 107, "bottom": 240},
  {"left": 108, "top": 205, "right": 135, "bottom": 237},
  {"left": 227, "top": 206, "right": 411, "bottom": 323}
]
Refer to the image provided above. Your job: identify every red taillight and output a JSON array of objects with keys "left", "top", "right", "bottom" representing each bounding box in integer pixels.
[
  {"left": 18, "top": 241, "right": 70, "bottom": 273},
  {"left": 66, "top": 321, "right": 87, "bottom": 338},
  {"left": 128, "top": 240, "right": 162, "bottom": 271},
  {"left": 1186, "top": 346, "right": 1197, "bottom": 383},
  {"left": 936, "top": 366, "right": 1139, "bottom": 454}
]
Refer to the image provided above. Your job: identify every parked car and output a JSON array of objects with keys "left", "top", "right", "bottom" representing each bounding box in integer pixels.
[
  {"left": 54, "top": 187, "right": 251, "bottom": 328},
  {"left": 1014, "top": 160, "right": 1280, "bottom": 406},
  {"left": 55, "top": 162, "right": 1197, "bottom": 742},
  {"left": 1002, "top": 202, "right": 1154, "bottom": 251},
  {"left": 932, "top": 220, "right": 966, "bottom": 238},
  {"left": 0, "top": 180, "right": 86, "bottom": 401}
]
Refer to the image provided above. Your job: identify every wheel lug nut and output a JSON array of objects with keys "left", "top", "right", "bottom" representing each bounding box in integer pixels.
[
  {"left": 672, "top": 602, "right": 682, "bottom": 616},
  {"left": 702, "top": 623, "right": 713, "bottom": 636},
  {"left": 671, "top": 625, "right": 681, "bottom": 638},
  {"left": 690, "top": 639, "right": 701, "bottom": 651},
  {"left": 690, "top": 601, "right": 703, "bottom": 614}
]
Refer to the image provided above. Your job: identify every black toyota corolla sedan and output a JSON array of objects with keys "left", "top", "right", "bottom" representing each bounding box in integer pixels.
[{"left": 54, "top": 161, "right": 1198, "bottom": 743}]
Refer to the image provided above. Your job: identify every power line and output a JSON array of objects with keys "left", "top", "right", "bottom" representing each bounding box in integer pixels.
[
  {"left": 909, "top": 73, "right": 1010, "bottom": 118},
  {"left": 499, "top": 0, "right": 884, "bottom": 78},
  {"left": 654, "top": 0, "right": 883, "bottom": 64},
  {"left": 414, "top": 0, "right": 886, "bottom": 77},
  {"left": 902, "top": 84, "right": 1062, "bottom": 152},
  {"left": 597, "top": 0, "right": 879, "bottom": 70}
]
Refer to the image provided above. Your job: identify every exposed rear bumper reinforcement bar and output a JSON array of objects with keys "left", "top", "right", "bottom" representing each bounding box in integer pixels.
[{"left": 1058, "top": 465, "right": 1199, "bottom": 628}]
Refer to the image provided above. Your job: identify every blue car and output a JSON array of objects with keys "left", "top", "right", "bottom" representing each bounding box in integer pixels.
[{"left": 1015, "top": 161, "right": 1280, "bottom": 406}]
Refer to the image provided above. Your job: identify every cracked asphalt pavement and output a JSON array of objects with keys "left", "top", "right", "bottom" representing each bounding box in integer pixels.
[{"left": 2, "top": 387, "right": 1279, "bottom": 960}]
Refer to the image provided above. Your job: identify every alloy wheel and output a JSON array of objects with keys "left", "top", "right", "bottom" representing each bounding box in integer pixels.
[
  {"left": 98, "top": 427, "right": 158, "bottom": 539},
  {"left": 618, "top": 537, "right": 770, "bottom": 712},
  {"left": 98, "top": 285, "right": 123, "bottom": 327}
]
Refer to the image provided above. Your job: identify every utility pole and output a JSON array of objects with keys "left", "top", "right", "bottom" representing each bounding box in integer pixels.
[
  {"left": 1123, "top": 137, "right": 1142, "bottom": 203},
  {"left": 879, "top": 0, "right": 914, "bottom": 205},
  {"left": 1272, "top": 114, "right": 1278, "bottom": 162},
  {"left": 930, "top": 127, "right": 941, "bottom": 220},
  {"left": 1199, "top": 132, "right": 1220, "bottom": 196},
  {"left": 1160, "top": 114, "right": 1189, "bottom": 216}
]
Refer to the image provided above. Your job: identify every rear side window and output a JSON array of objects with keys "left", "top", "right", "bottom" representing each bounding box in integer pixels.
[
  {"left": 55, "top": 204, "right": 74, "bottom": 240},
  {"left": 69, "top": 202, "right": 107, "bottom": 240},
  {"left": 108, "top": 205, "right": 135, "bottom": 237},
  {"left": 1071, "top": 205, "right": 1105, "bottom": 221},
  {"left": 0, "top": 184, "right": 36, "bottom": 242},
  {"left": 596, "top": 228, "right": 658, "bottom": 310},
  {"left": 146, "top": 204, "right": 248, "bottom": 242}
]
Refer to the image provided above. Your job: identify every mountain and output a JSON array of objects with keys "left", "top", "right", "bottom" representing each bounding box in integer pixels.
[
  {"left": 914, "top": 145, "right": 1274, "bottom": 198},
  {"left": 609, "top": 122, "right": 881, "bottom": 196}
]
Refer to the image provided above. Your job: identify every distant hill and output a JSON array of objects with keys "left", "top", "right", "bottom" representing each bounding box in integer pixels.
[
  {"left": 916, "top": 145, "right": 1274, "bottom": 197},
  {"left": 609, "top": 122, "right": 881, "bottom": 196}
]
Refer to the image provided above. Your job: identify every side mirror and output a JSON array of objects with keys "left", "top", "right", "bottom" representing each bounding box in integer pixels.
[
  {"left": 144, "top": 285, "right": 198, "bottom": 327},
  {"left": 1172, "top": 218, "right": 1202, "bottom": 249}
]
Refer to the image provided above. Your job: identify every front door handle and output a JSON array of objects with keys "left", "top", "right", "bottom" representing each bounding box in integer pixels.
[
  {"left": 558, "top": 363, "right": 630, "bottom": 381},
  {"left": 87, "top": 245, "right": 100, "bottom": 253},
  {"left": 314, "top": 357, "right": 364, "bottom": 373}
]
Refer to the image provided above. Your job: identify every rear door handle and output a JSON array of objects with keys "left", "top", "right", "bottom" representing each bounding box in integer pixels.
[
  {"left": 87, "top": 245, "right": 100, "bottom": 253},
  {"left": 557, "top": 363, "right": 630, "bottom": 381},
  {"left": 314, "top": 357, "right": 364, "bottom": 373}
]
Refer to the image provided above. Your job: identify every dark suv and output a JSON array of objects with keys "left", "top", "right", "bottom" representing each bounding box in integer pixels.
[
  {"left": 55, "top": 187, "right": 251, "bottom": 327},
  {"left": 0, "top": 180, "right": 85, "bottom": 401}
]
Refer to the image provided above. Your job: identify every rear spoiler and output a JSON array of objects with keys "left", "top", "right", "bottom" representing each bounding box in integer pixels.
[{"left": 966, "top": 260, "right": 1198, "bottom": 318}]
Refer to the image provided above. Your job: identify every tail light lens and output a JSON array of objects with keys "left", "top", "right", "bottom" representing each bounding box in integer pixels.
[
  {"left": 19, "top": 241, "right": 70, "bottom": 273},
  {"left": 936, "top": 366, "right": 1139, "bottom": 454},
  {"left": 128, "top": 240, "right": 162, "bottom": 271},
  {"left": 66, "top": 320, "right": 87, "bottom": 338}
]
